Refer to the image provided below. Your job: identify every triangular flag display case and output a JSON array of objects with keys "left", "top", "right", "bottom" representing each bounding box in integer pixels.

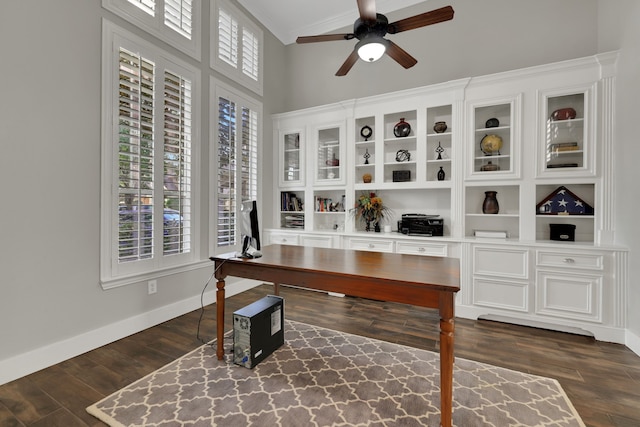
[{"left": 536, "top": 185, "right": 594, "bottom": 215}]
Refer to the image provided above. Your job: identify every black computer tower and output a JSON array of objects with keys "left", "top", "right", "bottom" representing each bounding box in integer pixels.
[{"left": 233, "top": 295, "right": 284, "bottom": 368}]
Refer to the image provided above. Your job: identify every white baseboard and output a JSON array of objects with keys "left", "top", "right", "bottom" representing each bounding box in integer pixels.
[
  {"left": 456, "top": 305, "right": 627, "bottom": 345},
  {"left": 626, "top": 329, "right": 640, "bottom": 357},
  {"left": 0, "top": 279, "right": 261, "bottom": 386}
]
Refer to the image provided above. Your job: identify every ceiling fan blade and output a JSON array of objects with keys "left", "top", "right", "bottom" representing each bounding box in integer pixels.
[
  {"left": 386, "top": 40, "right": 418, "bottom": 69},
  {"left": 387, "top": 5, "right": 454, "bottom": 34},
  {"left": 357, "top": 0, "right": 377, "bottom": 22},
  {"left": 336, "top": 50, "right": 360, "bottom": 76},
  {"left": 296, "top": 33, "right": 354, "bottom": 44}
]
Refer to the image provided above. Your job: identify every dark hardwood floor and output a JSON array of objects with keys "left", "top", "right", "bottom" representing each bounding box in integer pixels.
[{"left": 1, "top": 284, "right": 639, "bottom": 426}]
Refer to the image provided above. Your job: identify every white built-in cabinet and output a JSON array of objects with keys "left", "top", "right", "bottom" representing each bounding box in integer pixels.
[{"left": 269, "top": 52, "right": 627, "bottom": 344}]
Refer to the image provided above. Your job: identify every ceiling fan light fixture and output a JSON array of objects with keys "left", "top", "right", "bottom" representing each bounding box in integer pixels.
[{"left": 356, "top": 37, "right": 387, "bottom": 62}]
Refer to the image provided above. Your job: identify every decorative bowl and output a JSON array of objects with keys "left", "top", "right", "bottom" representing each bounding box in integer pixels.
[{"left": 551, "top": 108, "right": 577, "bottom": 121}]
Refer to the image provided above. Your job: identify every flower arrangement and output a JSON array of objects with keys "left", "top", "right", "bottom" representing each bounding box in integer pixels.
[{"left": 351, "top": 192, "right": 390, "bottom": 231}]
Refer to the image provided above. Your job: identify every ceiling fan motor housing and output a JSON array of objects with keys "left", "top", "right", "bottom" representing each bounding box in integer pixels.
[{"left": 354, "top": 13, "right": 389, "bottom": 40}]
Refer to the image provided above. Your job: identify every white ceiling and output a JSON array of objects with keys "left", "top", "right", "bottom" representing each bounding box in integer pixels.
[{"left": 237, "top": 0, "right": 429, "bottom": 45}]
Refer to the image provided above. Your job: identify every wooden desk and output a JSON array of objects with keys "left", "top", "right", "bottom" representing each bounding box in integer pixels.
[{"left": 211, "top": 244, "right": 460, "bottom": 427}]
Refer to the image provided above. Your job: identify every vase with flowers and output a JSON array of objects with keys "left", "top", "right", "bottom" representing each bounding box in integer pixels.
[{"left": 351, "top": 192, "right": 390, "bottom": 232}]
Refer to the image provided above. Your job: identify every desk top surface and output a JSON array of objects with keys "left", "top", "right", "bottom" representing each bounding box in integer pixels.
[{"left": 212, "top": 244, "right": 460, "bottom": 292}]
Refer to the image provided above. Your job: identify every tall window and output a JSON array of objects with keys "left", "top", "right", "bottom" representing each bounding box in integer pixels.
[
  {"left": 211, "top": 0, "right": 263, "bottom": 95},
  {"left": 102, "top": 22, "right": 199, "bottom": 287},
  {"left": 103, "top": 0, "right": 201, "bottom": 60},
  {"left": 213, "top": 83, "right": 260, "bottom": 249}
]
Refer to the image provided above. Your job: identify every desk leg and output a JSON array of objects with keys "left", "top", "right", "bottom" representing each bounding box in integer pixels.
[
  {"left": 216, "top": 279, "right": 226, "bottom": 360},
  {"left": 274, "top": 282, "right": 280, "bottom": 296},
  {"left": 439, "top": 292, "right": 455, "bottom": 427}
]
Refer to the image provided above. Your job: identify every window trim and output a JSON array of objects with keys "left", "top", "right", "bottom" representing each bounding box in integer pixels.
[
  {"left": 101, "top": 19, "right": 202, "bottom": 289},
  {"left": 211, "top": 0, "right": 264, "bottom": 96},
  {"left": 209, "top": 77, "right": 263, "bottom": 256},
  {"left": 102, "top": 0, "right": 202, "bottom": 61}
]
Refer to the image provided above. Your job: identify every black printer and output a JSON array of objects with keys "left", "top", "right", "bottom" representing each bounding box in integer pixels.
[{"left": 397, "top": 214, "right": 443, "bottom": 236}]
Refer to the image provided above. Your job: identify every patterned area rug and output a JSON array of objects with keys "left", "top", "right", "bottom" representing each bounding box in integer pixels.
[{"left": 87, "top": 320, "right": 585, "bottom": 426}]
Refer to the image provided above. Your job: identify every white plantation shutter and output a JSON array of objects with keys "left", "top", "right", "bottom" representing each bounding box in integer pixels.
[
  {"left": 117, "top": 48, "right": 156, "bottom": 262},
  {"left": 242, "top": 28, "right": 259, "bottom": 81},
  {"left": 128, "top": 0, "right": 155, "bottom": 15},
  {"left": 217, "top": 97, "right": 236, "bottom": 247},
  {"left": 217, "top": 8, "right": 238, "bottom": 68},
  {"left": 164, "top": 0, "right": 193, "bottom": 39},
  {"left": 215, "top": 91, "right": 259, "bottom": 248},
  {"left": 240, "top": 106, "right": 258, "bottom": 201},
  {"left": 163, "top": 70, "right": 192, "bottom": 255}
]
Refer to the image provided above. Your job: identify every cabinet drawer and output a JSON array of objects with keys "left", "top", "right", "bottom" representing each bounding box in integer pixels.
[
  {"left": 267, "top": 233, "right": 299, "bottom": 246},
  {"left": 300, "top": 234, "right": 334, "bottom": 248},
  {"left": 396, "top": 241, "right": 448, "bottom": 257},
  {"left": 346, "top": 238, "right": 394, "bottom": 253},
  {"left": 536, "top": 251, "right": 603, "bottom": 270},
  {"left": 473, "top": 246, "right": 529, "bottom": 279}
]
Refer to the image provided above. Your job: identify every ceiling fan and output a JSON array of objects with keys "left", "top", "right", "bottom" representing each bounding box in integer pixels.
[{"left": 296, "top": 0, "right": 454, "bottom": 76}]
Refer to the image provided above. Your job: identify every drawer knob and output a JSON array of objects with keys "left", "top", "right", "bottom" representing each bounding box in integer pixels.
[
  {"left": 281, "top": 238, "right": 287, "bottom": 242},
  {"left": 563, "top": 258, "right": 575, "bottom": 263},
  {"left": 418, "top": 247, "right": 426, "bottom": 252},
  {"left": 368, "top": 244, "right": 374, "bottom": 248}
]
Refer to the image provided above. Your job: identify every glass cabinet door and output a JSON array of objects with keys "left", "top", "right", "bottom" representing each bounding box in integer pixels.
[
  {"left": 466, "top": 94, "right": 521, "bottom": 180},
  {"left": 279, "top": 130, "right": 304, "bottom": 186},
  {"left": 538, "top": 88, "right": 594, "bottom": 177},
  {"left": 314, "top": 124, "right": 345, "bottom": 185}
]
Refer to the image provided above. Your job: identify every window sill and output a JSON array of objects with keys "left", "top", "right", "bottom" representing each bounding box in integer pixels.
[{"left": 100, "top": 259, "right": 214, "bottom": 290}]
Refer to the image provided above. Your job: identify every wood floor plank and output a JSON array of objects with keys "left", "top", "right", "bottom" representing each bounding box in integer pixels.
[{"left": 0, "top": 283, "right": 638, "bottom": 426}]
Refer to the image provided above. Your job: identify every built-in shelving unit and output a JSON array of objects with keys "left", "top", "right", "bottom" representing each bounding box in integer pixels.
[{"left": 270, "top": 53, "right": 625, "bottom": 344}]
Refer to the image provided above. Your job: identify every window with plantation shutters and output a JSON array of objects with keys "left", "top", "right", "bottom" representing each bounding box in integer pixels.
[
  {"left": 214, "top": 85, "right": 260, "bottom": 248},
  {"left": 103, "top": 0, "right": 201, "bottom": 60},
  {"left": 102, "top": 22, "right": 199, "bottom": 287},
  {"left": 211, "top": 0, "right": 263, "bottom": 95}
]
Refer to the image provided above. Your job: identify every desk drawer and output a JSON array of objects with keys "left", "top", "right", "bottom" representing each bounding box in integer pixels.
[
  {"left": 396, "top": 241, "right": 448, "bottom": 257},
  {"left": 346, "top": 238, "right": 394, "bottom": 253},
  {"left": 536, "top": 250, "right": 603, "bottom": 270}
]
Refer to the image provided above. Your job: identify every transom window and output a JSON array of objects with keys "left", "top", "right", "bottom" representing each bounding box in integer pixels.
[
  {"left": 211, "top": 0, "right": 263, "bottom": 95},
  {"left": 103, "top": 0, "right": 201, "bottom": 60}
]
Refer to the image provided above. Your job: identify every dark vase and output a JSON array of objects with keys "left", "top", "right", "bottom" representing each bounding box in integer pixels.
[
  {"left": 393, "top": 118, "right": 411, "bottom": 138},
  {"left": 437, "top": 166, "right": 445, "bottom": 181},
  {"left": 482, "top": 191, "right": 499, "bottom": 214},
  {"left": 374, "top": 222, "right": 381, "bottom": 232},
  {"left": 365, "top": 220, "right": 371, "bottom": 232}
]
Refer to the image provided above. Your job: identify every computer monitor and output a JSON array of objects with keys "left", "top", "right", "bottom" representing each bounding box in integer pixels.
[{"left": 239, "top": 200, "right": 261, "bottom": 258}]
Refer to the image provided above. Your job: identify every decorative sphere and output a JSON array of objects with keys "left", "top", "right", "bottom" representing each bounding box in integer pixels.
[{"left": 480, "top": 134, "right": 503, "bottom": 155}]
